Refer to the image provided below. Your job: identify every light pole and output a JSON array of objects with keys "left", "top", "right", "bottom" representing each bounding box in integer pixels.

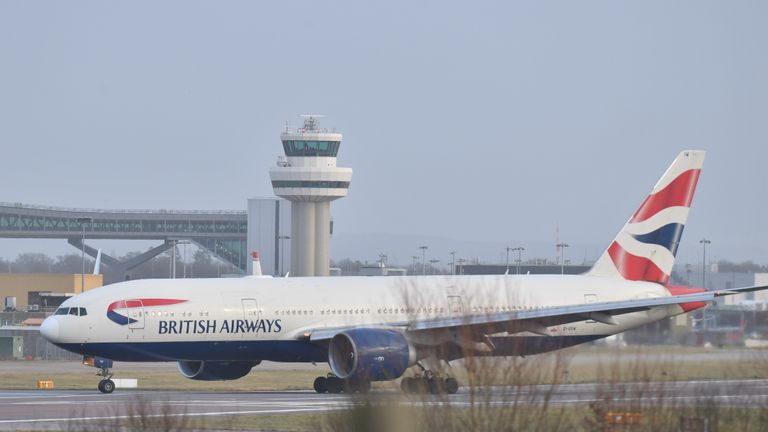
[
  {"left": 279, "top": 235, "right": 290, "bottom": 276},
  {"left": 505, "top": 247, "right": 512, "bottom": 273},
  {"left": 429, "top": 259, "right": 440, "bottom": 275},
  {"left": 411, "top": 256, "right": 419, "bottom": 275},
  {"left": 419, "top": 246, "right": 428, "bottom": 276},
  {"left": 457, "top": 258, "right": 466, "bottom": 275},
  {"left": 449, "top": 251, "right": 456, "bottom": 276},
  {"left": 556, "top": 243, "right": 569, "bottom": 275},
  {"left": 76, "top": 217, "right": 92, "bottom": 292},
  {"left": 512, "top": 246, "right": 525, "bottom": 275},
  {"left": 700, "top": 238, "right": 711, "bottom": 289},
  {"left": 182, "top": 240, "right": 188, "bottom": 278},
  {"left": 169, "top": 240, "right": 177, "bottom": 279}
]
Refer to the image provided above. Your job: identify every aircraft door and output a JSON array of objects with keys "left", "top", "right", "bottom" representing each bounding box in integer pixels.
[
  {"left": 242, "top": 298, "right": 259, "bottom": 319},
  {"left": 124, "top": 299, "right": 145, "bottom": 330},
  {"left": 447, "top": 295, "right": 464, "bottom": 317}
]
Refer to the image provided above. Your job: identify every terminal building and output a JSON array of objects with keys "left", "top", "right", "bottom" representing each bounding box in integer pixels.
[{"left": 1, "top": 273, "right": 102, "bottom": 311}]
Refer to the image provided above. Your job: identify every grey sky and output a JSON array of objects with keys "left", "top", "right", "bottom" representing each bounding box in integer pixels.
[{"left": 1, "top": 1, "right": 766, "bottom": 266}]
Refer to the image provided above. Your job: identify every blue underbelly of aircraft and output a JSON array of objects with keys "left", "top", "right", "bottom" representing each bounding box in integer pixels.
[
  {"left": 54, "top": 340, "right": 328, "bottom": 363},
  {"left": 54, "top": 334, "right": 605, "bottom": 363}
]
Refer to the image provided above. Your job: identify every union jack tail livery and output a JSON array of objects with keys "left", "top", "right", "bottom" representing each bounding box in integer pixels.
[{"left": 588, "top": 150, "right": 705, "bottom": 285}]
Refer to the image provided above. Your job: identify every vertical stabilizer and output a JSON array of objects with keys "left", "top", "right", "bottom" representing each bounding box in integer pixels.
[
  {"left": 93, "top": 249, "right": 102, "bottom": 275},
  {"left": 587, "top": 150, "right": 706, "bottom": 284},
  {"left": 251, "top": 251, "right": 263, "bottom": 276}
]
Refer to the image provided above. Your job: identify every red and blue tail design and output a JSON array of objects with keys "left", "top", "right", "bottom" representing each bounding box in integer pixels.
[
  {"left": 588, "top": 151, "right": 705, "bottom": 285},
  {"left": 107, "top": 298, "right": 188, "bottom": 325}
]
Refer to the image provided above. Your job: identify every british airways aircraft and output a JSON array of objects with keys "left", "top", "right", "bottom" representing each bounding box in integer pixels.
[{"left": 40, "top": 151, "right": 767, "bottom": 394}]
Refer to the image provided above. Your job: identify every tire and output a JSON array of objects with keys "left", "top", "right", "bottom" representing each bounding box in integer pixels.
[
  {"left": 357, "top": 380, "right": 371, "bottom": 394},
  {"left": 413, "top": 378, "right": 429, "bottom": 394},
  {"left": 99, "top": 379, "right": 115, "bottom": 394},
  {"left": 313, "top": 377, "right": 328, "bottom": 394},
  {"left": 444, "top": 377, "right": 459, "bottom": 395},
  {"left": 400, "top": 377, "right": 412, "bottom": 393},
  {"left": 326, "top": 377, "right": 343, "bottom": 394},
  {"left": 342, "top": 379, "right": 357, "bottom": 394},
  {"left": 428, "top": 377, "right": 443, "bottom": 394}
]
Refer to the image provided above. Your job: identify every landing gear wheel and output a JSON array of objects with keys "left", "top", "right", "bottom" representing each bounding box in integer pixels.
[
  {"left": 428, "top": 377, "right": 444, "bottom": 394},
  {"left": 414, "top": 377, "right": 429, "bottom": 394},
  {"left": 400, "top": 377, "right": 412, "bottom": 393},
  {"left": 357, "top": 380, "right": 371, "bottom": 394},
  {"left": 98, "top": 379, "right": 115, "bottom": 394},
  {"left": 444, "top": 377, "right": 459, "bottom": 394},
  {"left": 313, "top": 376, "right": 328, "bottom": 394},
  {"left": 402, "top": 377, "right": 428, "bottom": 394},
  {"left": 326, "top": 377, "right": 343, "bottom": 394}
]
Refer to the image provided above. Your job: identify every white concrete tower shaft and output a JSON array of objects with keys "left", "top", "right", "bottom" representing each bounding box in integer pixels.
[{"left": 269, "top": 116, "right": 352, "bottom": 276}]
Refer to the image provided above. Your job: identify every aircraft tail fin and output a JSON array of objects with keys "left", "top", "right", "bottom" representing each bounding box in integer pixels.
[{"left": 587, "top": 150, "right": 706, "bottom": 284}]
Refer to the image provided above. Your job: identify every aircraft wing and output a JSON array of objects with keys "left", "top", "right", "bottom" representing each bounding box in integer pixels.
[
  {"left": 306, "top": 285, "right": 768, "bottom": 342},
  {"left": 407, "top": 285, "right": 768, "bottom": 334}
]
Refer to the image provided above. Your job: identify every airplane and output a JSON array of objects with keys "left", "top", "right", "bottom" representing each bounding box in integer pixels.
[{"left": 40, "top": 150, "right": 768, "bottom": 395}]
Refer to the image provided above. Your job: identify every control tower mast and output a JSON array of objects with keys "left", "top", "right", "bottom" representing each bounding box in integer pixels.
[{"left": 269, "top": 116, "right": 353, "bottom": 277}]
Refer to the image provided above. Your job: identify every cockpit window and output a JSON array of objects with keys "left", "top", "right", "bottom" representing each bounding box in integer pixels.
[{"left": 54, "top": 307, "right": 87, "bottom": 316}]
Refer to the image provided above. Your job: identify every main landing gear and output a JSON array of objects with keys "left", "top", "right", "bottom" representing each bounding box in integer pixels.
[
  {"left": 401, "top": 364, "right": 459, "bottom": 395},
  {"left": 313, "top": 373, "right": 371, "bottom": 394}
]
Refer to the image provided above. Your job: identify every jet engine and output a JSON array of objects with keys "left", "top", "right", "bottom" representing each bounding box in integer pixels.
[
  {"left": 328, "top": 328, "right": 416, "bottom": 381},
  {"left": 177, "top": 360, "right": 259, "bottom": 381}
]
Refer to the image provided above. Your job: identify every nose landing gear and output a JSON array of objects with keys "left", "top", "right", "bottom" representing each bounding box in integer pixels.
[
  {"left": 97, "top": 376, "right": 115, "bottom": 394},
  {"left": 96, "top": 365, "right": 115, "bottom": 394},
  {"left": 83, "top": 356, "right": 116, "bottom": 394}
]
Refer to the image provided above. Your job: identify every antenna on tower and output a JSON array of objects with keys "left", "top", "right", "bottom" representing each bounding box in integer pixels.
[{"left": 299, "top": 114, "right": 325, "bottom": 132}]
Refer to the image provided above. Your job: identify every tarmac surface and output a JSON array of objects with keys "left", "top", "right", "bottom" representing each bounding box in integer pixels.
[{"left": 2, "top": 379, "right": 768, "bottom": 431}]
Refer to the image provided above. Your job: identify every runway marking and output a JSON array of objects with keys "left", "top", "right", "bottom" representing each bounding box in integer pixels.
[{"left": 0, "top": 407, "right": 335, "bottom": 425}]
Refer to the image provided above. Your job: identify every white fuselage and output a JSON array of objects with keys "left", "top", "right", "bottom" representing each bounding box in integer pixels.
[{"left": 42, "top": 274, "right": 683, "bottom": 363}]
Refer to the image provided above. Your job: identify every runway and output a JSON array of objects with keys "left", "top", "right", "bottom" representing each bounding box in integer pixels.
[{"left": 2, "top": 379, "right": 767, "bottom": 430}]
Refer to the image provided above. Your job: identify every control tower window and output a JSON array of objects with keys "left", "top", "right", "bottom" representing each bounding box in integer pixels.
[{"left": 282, "top": 141, "right": 340, "bottom": 157}]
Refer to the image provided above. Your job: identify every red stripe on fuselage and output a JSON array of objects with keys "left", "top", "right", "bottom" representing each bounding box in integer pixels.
[
  {"left": 107, "top": 298, "right": 187, "bottom": 311},
  {"left": 631, "top": 169, "right": 701, "bottom": 223},
  {"left": 607, "top": 242, "right": 669, "bottom": 284}
]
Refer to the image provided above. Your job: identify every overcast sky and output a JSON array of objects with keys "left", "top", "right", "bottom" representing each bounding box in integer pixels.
[{"left": 1, "top": 1, "right": 766, "bottom": 266}]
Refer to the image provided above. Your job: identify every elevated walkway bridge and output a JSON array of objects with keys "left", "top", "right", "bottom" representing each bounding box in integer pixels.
[{"left": 0, "top": 202, "right": 248, "bottom": 278}]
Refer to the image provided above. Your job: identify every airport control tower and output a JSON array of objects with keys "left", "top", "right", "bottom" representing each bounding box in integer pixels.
[{"left": 269, "top": 116, "right": 353, "bottom": 277}]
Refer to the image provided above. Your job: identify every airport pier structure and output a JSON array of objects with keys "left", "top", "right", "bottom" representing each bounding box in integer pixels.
[
  {"left": 270, "top": 116, "right": 352, "bottom": 277},
  {"left": 0, "top": 203, "right": 248, "bottom": 279}
]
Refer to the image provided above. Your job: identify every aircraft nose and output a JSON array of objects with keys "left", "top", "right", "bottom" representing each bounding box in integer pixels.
[{"left": 40, "top": 317, "right": 60, "bottom": 342}]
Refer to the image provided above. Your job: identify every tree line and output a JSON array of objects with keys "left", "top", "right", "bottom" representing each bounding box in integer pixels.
[{"left": 0, "top": 248, "right": 238, "bottom": 284}]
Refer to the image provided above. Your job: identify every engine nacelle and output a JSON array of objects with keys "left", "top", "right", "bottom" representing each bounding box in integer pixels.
[
  {"left": 177, "top": 360, "right": 259, "bottom": 381},
  {"left": 328, "top": 328, "right": 416, "bottom": 381}
]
